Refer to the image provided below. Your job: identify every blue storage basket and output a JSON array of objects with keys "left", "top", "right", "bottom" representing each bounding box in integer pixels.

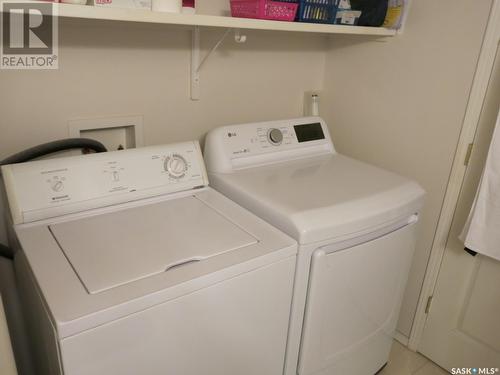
[{"left": 297, "top": 0, "right": 340, "bottom": 24}]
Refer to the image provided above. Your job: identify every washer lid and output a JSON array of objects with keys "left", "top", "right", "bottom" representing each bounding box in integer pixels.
[
  {"left": 49, "top": 195, "right": 258, "bottom": 294},
  {"left": 209, "top": 154, "right": 425, "bottom": 244}
]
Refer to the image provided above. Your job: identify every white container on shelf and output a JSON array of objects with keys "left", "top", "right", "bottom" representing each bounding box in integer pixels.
[
  {"left": 152, "top": 0, "right": 181, "bottom": 13},
  {"left": 61, "top": 0, "right": 88, "bottom": 4},
  {"left": 90, "top": 0, "right": 151, "bottom": 10}
]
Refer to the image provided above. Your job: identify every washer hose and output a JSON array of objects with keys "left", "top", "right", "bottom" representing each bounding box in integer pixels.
[
  {"left": 0, "top": 138, "right": 107, "bottom": 166},
  {"left": 0, "top": 244, "right": 11, "bottom": 259}
]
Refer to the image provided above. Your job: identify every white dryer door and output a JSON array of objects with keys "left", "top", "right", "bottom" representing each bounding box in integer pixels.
[{"left": 298, "top": 222, "right": 417, "bottom": 375}]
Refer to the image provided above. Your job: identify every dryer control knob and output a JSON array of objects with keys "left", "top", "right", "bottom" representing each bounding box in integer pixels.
[
  {"left": 268, "top": 128, "right": 283, "bottom": 145},
  {"left": 164, "top": 154, "right": 188, "bottom": 179}
]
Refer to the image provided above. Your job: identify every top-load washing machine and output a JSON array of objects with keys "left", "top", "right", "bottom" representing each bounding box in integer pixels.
[
  {"left": 1, "top": 141, "right": 297, "bottom": 375},
  {"left": 204, "top": 117, "right": 426, "bottom": 375}
]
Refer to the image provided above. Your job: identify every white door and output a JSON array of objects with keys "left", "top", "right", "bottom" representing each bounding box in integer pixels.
[{"left": 418, "top": 37, "right": 500, "bottom": 371}]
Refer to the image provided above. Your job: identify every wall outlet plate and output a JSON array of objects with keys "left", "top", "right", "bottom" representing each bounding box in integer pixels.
[{"left": 68, "top": 116, "right": 144, "bottom": 152}]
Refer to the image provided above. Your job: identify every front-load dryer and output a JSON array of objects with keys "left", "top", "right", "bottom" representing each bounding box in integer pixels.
[
  {"left": 204, "top": 117, "right": 426, "bottom": 375},
  {"left": 2, "top": 141, "right": 297, "bottom": 375}
]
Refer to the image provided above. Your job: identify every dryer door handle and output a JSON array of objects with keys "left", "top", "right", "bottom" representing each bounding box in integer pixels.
[{"left": 319, "top": 214, "right": 419, "bottom": 255}]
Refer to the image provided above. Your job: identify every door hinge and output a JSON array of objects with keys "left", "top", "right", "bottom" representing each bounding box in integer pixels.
[
  {"left": 425, "top": 295, "right": 433, "bottom": 314},
  {"left": 464, "top": 143, "right": 474, "bottom": 166}
]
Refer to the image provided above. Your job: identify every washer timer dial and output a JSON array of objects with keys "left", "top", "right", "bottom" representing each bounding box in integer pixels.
[
  {"left": 164, "top": 154, "right": 188, "bottom": 179},
  {"left": 51, "top": 180, "right": 64, "bottom": 192}
]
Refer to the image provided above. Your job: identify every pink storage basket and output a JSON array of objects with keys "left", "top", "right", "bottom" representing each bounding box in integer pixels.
[{"left": 230, "top": 0, "right": 299, "bottom": 22}]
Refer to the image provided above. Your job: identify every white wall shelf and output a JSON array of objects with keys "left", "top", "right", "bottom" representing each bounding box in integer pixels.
[
  {"left": 0, "top": 1, "right": 396, "bottom": 99},
  {"left": 53, "top": 3, "right": 396, "bottom": 36}
]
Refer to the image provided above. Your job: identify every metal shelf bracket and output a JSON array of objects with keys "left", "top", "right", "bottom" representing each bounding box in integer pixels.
[{"left": 191, "top": 26, "right": 247, "bottom": 100}]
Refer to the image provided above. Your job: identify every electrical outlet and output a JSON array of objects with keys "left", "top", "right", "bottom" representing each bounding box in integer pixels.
[
  {"left": 68, "top": 116, "right": 144, "bottom": 152},
  {"left": 303, "top": 90, "right": 322, "bottom": 117}
]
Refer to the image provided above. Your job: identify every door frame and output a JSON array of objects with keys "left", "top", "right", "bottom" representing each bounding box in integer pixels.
[{"left": 408, "top": 0, "right": 500, "bottom": 351}]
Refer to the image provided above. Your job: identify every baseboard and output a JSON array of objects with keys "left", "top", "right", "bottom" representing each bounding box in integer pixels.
[{"left": 394, "top": 330, "right": 409, "bottom": 347}]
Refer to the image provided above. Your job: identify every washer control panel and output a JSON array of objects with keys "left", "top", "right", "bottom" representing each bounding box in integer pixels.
[
  {"left": 2, "top": 141, "right": 208, "bottom": 224},
  {"left": 205, "top": 117, "right": 335, "bottom": 173}
]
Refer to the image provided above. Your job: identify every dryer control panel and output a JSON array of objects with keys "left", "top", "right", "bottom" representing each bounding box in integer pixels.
[
  {"left": 204, "top": 117, "right": 335, "bottom": 173},
  {"left": 2, "top": 141, "right": 208, "bottom": 224}
]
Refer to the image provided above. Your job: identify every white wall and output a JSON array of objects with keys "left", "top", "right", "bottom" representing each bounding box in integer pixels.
[
  {"left": 321, "top": 0, "right": 492, "bottom": 337},
  {"left": 0, "top": 23, "right": 327, "bottom": 158},
  {"left": 0, "top": 19, "right": 327, "bottom": 245},
  {"left": 0, "top": 0, "right": 492, "bottom": 340}
]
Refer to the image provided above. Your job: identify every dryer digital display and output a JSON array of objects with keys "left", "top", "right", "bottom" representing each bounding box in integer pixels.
[{"left": 293, "top": 122, "right": 325, "bottom": 143}]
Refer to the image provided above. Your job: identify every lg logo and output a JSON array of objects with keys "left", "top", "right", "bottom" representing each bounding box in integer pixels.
[{"left": 1, "top": 1, "right": 58, "bottom": 69}]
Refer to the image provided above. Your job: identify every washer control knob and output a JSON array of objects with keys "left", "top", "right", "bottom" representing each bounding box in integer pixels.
[
  {"left": 51, "top": 180, "right": 64, "bottom": 192},
  {"left": 268, "top": 128, "right": 283, "bottom": 145},
  {"left": 164, "top": 154, "right": 188, "bottom": 178}
]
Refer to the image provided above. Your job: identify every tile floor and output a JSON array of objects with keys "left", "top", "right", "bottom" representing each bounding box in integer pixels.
[{"left": 380, "top": 340, "right": 449, "bottom": 375}]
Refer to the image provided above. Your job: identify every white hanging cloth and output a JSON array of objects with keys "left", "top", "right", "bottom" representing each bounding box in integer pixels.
[{"left": 460, "top": 108, "right": 500, "bottom": 262}]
